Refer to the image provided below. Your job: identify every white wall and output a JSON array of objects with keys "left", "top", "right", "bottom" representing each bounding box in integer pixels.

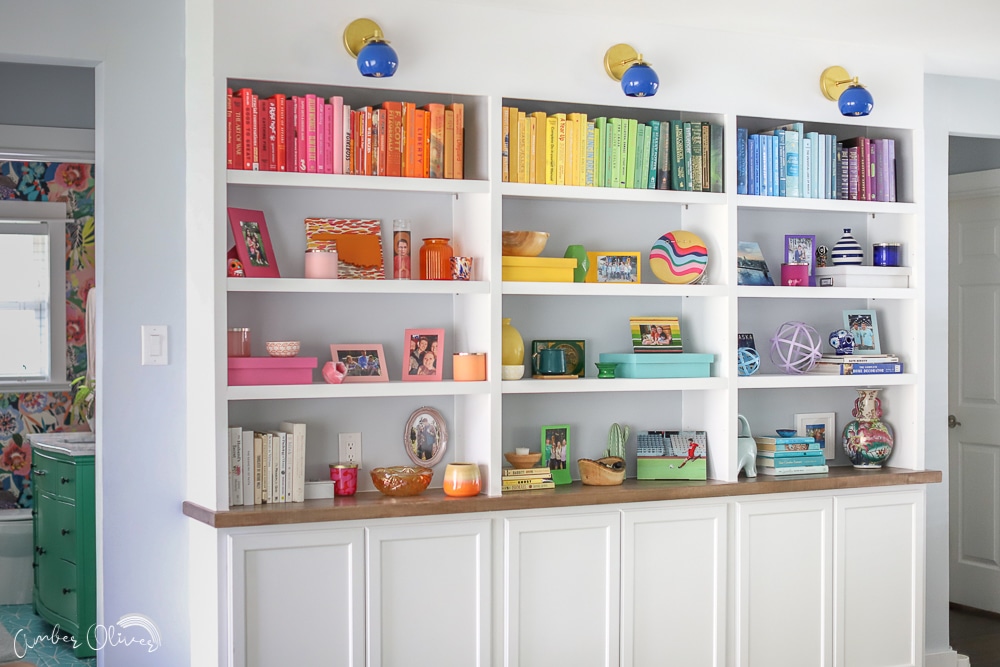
[
  {"left": 924, "top": 73, "right": 1000, "bottom": 660},
  {"left": 0, "top": 2, "right": 189, "bottom": 666}
]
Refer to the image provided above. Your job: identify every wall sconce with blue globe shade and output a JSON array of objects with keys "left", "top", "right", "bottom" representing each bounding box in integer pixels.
[
  {"left": 820, "top": 66, "right": 873, "bottom": 117},
  {"left": 344, "top": 18, "right": 398, "bottom": 78},
  {"left": 604, "top": 44, "right": 659, "bottom": 98}
]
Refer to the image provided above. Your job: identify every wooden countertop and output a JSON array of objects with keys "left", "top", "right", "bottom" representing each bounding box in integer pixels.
[{"left": 184, "top": 466, "right": 941, "bottom": 529}]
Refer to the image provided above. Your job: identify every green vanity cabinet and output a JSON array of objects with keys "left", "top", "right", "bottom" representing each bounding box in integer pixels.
[{"left": 30, "top": 434, "right": 97, "bottom": 659}]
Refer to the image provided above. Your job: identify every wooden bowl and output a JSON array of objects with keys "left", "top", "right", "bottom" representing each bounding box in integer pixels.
[
  {"left": 370, "top": 466, "right": 433, "bottom": 497},
  {"left": 504, "top": 451, "right": 542, "bottom": 469},
  {"left": 502, "top": 231, "right": 550, "bottom": 257},
  {"left": 578, "top": 456, "right": 626, "bottom": 486}
]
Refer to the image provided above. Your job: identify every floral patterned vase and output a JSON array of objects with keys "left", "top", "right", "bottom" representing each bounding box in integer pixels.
[{"left": 842, "top": 388, "right": 894, "bottom": 468}]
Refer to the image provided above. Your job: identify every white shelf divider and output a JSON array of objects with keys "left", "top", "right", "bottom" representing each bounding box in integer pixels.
[
  {"left": 737, "top": 373, "right": 917, "bottom": 389},
  {"left": 501, "top": 377, "right": 726, "bottom": 394},
  {"left": 503, "top": 282, "right": 728, "bottom": 297},
  {"left": 228, "top": 277, "right": 490, "bottom": 295},
  {"left": 737, "top": 286, "right": 916, "bottom": 300},
  {"left": 735, "top": 194, "right": 918, "bottom": 215},
  {"left": 501, "top": 182, "right": 728, "bottom": 205},
  {"left": 228, "top": 380, "right": 491, "bottom": 401},
  {"left": 227, "top": 170, "right": 490, "bottom": 194}
]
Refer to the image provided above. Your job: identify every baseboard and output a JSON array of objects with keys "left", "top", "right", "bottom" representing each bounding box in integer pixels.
[{"left": 925, "top": 649, "right": 960, "bottom": 667}]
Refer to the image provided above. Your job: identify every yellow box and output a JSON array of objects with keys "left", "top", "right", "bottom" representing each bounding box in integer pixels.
[{"left": 501, "top": 256, "right": 577, "bottom": 282}]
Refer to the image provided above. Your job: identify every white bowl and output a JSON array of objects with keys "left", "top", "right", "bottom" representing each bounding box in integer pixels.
[
  {"left": 501, "top": 364, "right": 524, "bottom": 380},
  {"left": 266, "top": 340, "right": 301, "bottom": 357}
]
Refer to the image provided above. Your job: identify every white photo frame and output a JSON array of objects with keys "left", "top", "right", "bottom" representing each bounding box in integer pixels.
[{"left": 794, "top": 412, "right": 837, "bottom": 460}]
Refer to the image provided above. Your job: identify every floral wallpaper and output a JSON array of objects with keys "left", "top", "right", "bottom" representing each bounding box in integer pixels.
[{"left": 0, "top": 161, "right": 95, "bottom": 510}]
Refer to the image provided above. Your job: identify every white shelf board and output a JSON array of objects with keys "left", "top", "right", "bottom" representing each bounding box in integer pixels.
[
  {"left": 502, "top": 282, "right": 728, "bottom": 297},
  {"left": 501, "top": 182, "right": 727, "bottom": 205},
  {"left": 737, "top": 285, "right": 916, "bottom": 300},
  {"left": 737, "top": 373, "right": 917, "bottom": 389},
  {"left": 227, "top": 170, "right": 490, "bottom": 195},
  {"left": 735, "top": 194, "right": 918, "bottom": 215},
  {"left": 501, "top": 377, "right": 726, "bottom": 394},
  {"left": 228, "top": 380, "right": 490, "bottom": 400},
  {"left": 228, "top": 277, "right": 490, "bottom": 295}
]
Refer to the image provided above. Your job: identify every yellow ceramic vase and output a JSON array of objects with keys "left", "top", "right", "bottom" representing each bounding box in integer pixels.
[{"left": 501, "top": 318, "right": 524, "bottom": 366}]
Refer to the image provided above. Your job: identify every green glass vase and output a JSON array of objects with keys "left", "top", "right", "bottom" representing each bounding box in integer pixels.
[{"left": 564, "top": 245, "right": 589, "bottom": 283}]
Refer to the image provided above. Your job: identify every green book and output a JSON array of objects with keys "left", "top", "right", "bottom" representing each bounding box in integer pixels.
[
  {"left": 709, "top": 124, "right": 723, "bottom": 193},
  {"left": 670, "top": 120, "right": 686, "bottom": 191},
  {"left": 657, "top": 120, "right": 671, "bottom": 189},
  {"left": 624, "top": 118, "right": 637, "bottom": 188},
  {"left": 641, "top": 124, "right": 652, "bottom": 190},
  {"left": 689, "top": 121, "right": 701, "bottom": 192},
  {"left": 610, "top": 118, "right": 622, "bottom": 188},
  {"left": 629, "top": 122, "right": 643, "bottom": 189}
]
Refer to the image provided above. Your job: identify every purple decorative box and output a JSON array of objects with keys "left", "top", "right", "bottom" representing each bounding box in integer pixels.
[{"left": 228, "top": 356, "right": 318, "bottom": 386}]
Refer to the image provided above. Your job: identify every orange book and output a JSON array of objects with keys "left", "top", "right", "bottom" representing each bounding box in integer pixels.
[
  {"left": 381, "top": 101, "right": 403, "bottom": 177},
  {"left": 444, "top": 109, "right": 455, "bottom": 179},
  {"left": 414, "top": 108, "right": 427, "bottom": 178},
  {"left": 447, "top": 102, "right": 464, "bottom": 180},
  {"left": 376, "top": 108, "right": 387, "bottom": 177},
  {"left": 423, "top": 103, "right": 445, "bottom": 178},
  {"left": 402, "top": 102, "right": 417, "bottom": 177},
  {"left": 423, "top": 109, "right": 432, "bottom": 178},
  {"left": 363, "top": 106, "right": 373, "bottom": 176}
]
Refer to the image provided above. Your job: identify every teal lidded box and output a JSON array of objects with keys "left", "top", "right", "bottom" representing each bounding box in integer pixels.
[{"left": 598, "top": 352, "right": 714, "bottom": 379}]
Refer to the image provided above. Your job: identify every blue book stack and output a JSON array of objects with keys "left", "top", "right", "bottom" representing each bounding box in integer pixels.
[{"left": 754, "top": 435, "right": 828, "bottom": 475}]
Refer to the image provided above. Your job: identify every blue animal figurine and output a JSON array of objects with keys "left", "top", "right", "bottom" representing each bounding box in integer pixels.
[{"left": 829, "top": 328, "right": 854, "bottom": 355}]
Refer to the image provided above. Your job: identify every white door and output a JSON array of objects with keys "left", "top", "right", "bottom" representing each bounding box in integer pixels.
[{"left": 949, "top": 169, "right": 1000, "bottom": 613}]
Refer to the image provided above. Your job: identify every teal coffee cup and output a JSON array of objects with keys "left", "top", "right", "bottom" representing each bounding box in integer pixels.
[{"left": 533, "top": 347, "right": 567, "bottom": 375}]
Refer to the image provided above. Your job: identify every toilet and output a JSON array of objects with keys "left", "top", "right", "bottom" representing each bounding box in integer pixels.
[{"left": 0, "top": 507, "right": 34, "bottom": 605}]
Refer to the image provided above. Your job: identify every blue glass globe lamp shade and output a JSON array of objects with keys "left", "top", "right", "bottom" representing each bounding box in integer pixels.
[
  {"left": 357, "top": 39, "right": 398, "bottom": 78},
  {"left": 838, "top": 84, "right": 873, "bottom": 117},
  {"left": 621, "top": 61, "right": 659, "bottom": 98},
  {"left": 820, "top": 66, "right": 873, "bottom": 118}
]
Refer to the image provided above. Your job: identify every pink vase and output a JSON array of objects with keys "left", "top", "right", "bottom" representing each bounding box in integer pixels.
[{"left": 842, "top": 388, "right": 894, "bottom": 468}]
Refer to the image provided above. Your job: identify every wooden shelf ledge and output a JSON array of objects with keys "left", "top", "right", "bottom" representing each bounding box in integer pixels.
[{"left": 184, "top": 467, "right": 941, "bottom": 529}]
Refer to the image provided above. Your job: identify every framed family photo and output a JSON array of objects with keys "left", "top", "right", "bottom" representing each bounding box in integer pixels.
[
  {"left": 784, "top": 234, "right": 816, "bottom": 286},
  {"left": 329, "top": 344, "right": 389, "bottom": 382},
  {"left": 794, "top": 412, "right": 837, "bottom": 460},
  {"left": 843, "top": 309, "right": 881, "bottom": 355},
  {"left": 540, "top": 424, "right": 573, "bottom": 485},
  {"left": 228, "top": 207, "right": 280, "bottom": 278},
  {"left": 586, "top": 251, "right": 641, "bottom": 284},
  {"left": 630, "top": 316, "right": 683, "bottom": 353},
  {"left": 404, "top": 406, "right": 448, "bottom": 466},
  {"left": 403, "top": 328, "right": 445, "bottom": 381}
]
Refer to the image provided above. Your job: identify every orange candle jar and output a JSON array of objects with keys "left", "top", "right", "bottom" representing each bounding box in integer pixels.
[
  {"left": 453, "top": 353, "right": 487, "bottom": 381},
  {"left": 419, "top": 237, "right": 454, "bottom": 280},
  {"left": 442, "top": 462, "right": 481, "bottom": 497}
]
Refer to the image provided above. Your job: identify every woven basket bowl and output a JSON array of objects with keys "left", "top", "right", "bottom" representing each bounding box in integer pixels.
[
  {"left": 578, "top": 456, "right": 626, "bottom": 486},
  {"left": 504, "top": 451, "right": 542, "bottom": 469}
]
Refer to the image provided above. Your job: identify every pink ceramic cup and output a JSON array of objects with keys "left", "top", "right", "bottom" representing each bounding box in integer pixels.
[{"left": 322, "top": 361, "right": 348, "bottom": 384}]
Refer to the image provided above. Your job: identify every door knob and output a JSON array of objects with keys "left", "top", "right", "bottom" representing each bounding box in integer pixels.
[{"left": 948, "top": 414, "right": 962, "bottom": 428}]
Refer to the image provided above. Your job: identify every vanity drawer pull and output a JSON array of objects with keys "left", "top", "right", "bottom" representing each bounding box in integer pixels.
[
  {"left": 61, "top": 528, "right": 71, "bottom": 536},
  {"left": 62, "top": 587, "right": 74, "bottom": 595},
  {"left": 34, "top": 469, "right": 47, "bottom": 476},
  {"left": 60, "top": 476, "right": 71, "bottom": 484}
]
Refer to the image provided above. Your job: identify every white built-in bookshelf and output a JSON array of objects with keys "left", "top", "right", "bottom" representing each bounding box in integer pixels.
[{"left": 220, "top": 81, "right": 923, "bottom": 499}]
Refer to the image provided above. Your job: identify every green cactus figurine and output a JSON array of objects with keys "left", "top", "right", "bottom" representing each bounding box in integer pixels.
[{"left": 606, "top": 423, "right": 630, "bottom": 459}]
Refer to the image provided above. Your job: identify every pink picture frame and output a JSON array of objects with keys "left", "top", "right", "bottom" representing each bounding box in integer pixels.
[
  {"left": 228, "top": 207, "right": 280, "bottom": 278},
  {"left": 403, "top": 328, "right": 445, "bottom": 381},
  {"left": 329, "top": 344, "right": 389, "bottom": 382}
]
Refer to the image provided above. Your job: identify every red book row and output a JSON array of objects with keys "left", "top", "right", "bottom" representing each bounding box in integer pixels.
[{"left": 226, "top": 87, "right": 465, "bottom": 179}]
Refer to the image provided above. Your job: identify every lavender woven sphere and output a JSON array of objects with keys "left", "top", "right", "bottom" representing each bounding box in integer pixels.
[{"left": 769, "top": 321, "right": 822, "bottom": 374}]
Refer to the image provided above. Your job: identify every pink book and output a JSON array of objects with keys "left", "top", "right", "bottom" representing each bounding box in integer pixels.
[
  {"left": 330, "top": 96, "right": 344, "bottom": 174},
  {"left": 343, "top": 104, "right": 352, "bottom": 175},
  {"left": 306, "top": 93, "right": 318, "bottom": 173},
  {"left": 324, "top": 102, "right": 334, "bottom": 174},
  {"left": 296, "top": 96, "right": 307, "bottom": 173},
  {"left": 285, "top": 98, "right": 296, "bottom": 172},
  {"left": 316, "top": 101, "right": 326, "bottom": 174}
]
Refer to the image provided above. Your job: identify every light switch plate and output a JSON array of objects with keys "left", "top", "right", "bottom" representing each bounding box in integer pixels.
[{"left": 141, "top": 325, "right": 168, "bottom": 365}]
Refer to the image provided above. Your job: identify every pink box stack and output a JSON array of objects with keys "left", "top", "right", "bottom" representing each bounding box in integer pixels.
[{"left": 228, "top": 357, "right": 318, "bottom": 386}]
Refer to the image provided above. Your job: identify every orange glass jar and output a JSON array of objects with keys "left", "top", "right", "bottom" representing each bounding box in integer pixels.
[{"left": 419, "top": 237, "right": 454, "bottom": 280}]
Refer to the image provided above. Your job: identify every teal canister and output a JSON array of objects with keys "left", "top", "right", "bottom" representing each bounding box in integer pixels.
[{"left": 564, "top": 245, "right": 589, "bottom": 283}]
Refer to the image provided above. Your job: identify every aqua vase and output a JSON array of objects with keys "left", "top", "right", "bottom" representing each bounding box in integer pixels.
[
  {"left": 842, "top": 388, "right": 894, "bottom": 468},
  {"left": 501, "top": 318, "right": 524, "bottom": 366},
  {"left": 564, "top": 245, "right": 589, "bottom": 283}
]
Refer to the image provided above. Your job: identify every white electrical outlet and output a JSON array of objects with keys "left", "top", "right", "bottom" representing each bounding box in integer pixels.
[{"left": 339, "top": 432, "right": 362, "bottom": 465}]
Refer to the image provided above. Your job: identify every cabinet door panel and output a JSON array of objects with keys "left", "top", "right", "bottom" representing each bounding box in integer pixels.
[
  {"left": 231, "top": 528, "right": 364, "bottom": 667},
  {"left": 504, "top": 512, "right": 619, "bottom": 667},
  {"left": 622, "top": 504, "right": 727, "bottom": 667},
  {"left": 736, "top": 497, "right": 832, "bottom": 667},
  {"left": 367, "top": 519, "right": 491, "bottom": 667},
  {"left": 835, "top": 491, "right": 923, "bottom": 667}
]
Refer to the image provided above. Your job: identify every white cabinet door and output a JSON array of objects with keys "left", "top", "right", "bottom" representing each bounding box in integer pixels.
[
  {"left": 834, "top": 490, "right": 924, "bottom": 667},
  {"left": 736, "top": 497, "right": 833, "bottom": 667},
  {"left": 503, "top": 511, "right": 620, "bottom": 667},
  {"left": 229, "top": 527, "right": 365, "bottom": 667},
  {"left": 622, "top": 503, "right": 727, "bottom": 667},
  {"left": 367, "top": 518, "right": 492, "bottom": 667}
]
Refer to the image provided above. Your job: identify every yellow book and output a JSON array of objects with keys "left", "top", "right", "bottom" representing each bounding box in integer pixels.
[
  {"left": 545, "top": 116, "right": 558, "bottom": 185},
  {"left": 444, "top": 109, "right": 455, "bottom": 179},
  {"left": 565, "top": 115, "right": 576, "bottom": 186},
  {"left": 574, "top": 112, "right": 588, "bottom": 187},
  {"left": 555, "top": 113, "right": 567, "bottom": 186},
  {"left": 507, "top": 106, "right": 519, "bottom": 183},
  {"left": 531, "top": 111, "right": 547, "bottom": 185},
  {"left": 501, "top": 106, "right": 510, "bottom": 182},
  {"left": 517, "top": 111, "right": 528, "bottom": 184},
  {"left": 528, "top": 116, "right": 537, "bottom": 184}
]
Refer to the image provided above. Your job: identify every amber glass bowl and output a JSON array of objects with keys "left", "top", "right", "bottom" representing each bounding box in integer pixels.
[{"left": 370, "top": 466, "right": 433, "bottom": 497}]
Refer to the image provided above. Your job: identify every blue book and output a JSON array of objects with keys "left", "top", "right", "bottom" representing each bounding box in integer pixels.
[
  {"left": 754, "top": 435, "right": 816, "bottom": 445},
  {"left": 757, "top": 464, "right": 830, "bottom": 475},
  {"left": 751, "top": 135, "right": 761, "bottom": 196},
  {"left": 737, "top": 128, "right": 748, "bottom": 195},
  {"left": 759, "top": 135, "right": 768, "bottom": 196},
  {"left": 807, "top": 131, "right": 821, "bottom": 198},
  {"left": 770, "top": 134, "right": 779, "bottom": 197},
  {"left": 812, "top": 361, "right": 904, "bottom": 375},
  {"left": 784, "top": 130, "right": 800, "bottom": 198},
  {"left": 758, "top": 456, "right": 827, "bottom": 468},
  {"left": 757, "top": 450, "right": 826, "bottom": 459},
  {"left": 776, "top": 130, "right": 787, "bottom": 197}
]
